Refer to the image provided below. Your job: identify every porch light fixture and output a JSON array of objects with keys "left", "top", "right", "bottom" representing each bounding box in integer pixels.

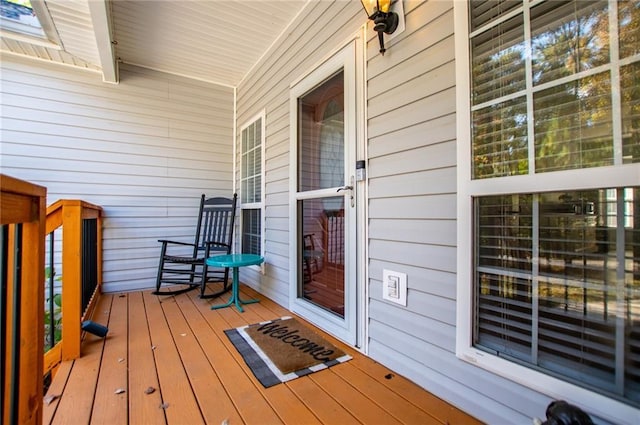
[{"left": 360, "top": 0, "right": 399, "bottom": 55}]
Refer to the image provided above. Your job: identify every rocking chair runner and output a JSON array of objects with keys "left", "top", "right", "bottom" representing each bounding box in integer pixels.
[{"left": 154, "top": 194, "right": 237, "bottom": 298}]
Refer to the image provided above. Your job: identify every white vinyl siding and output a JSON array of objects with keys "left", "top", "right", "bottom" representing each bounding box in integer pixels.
[{"left": 0, "top": 56, "right": 234, "bottom": 293}]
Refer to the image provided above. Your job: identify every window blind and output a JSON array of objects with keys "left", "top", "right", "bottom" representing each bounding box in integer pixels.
[
  {"left": 621, "top": 62, "right": 640, "bottom": 164},
  {"left": 470, "top": 0, "right": 522, "bottom": 33},
  {"left": 475, "top": 189, "right": 640, "bottom": 406},
  {"left": 471, "top": 14, "right": 525, "bottom": 106},
  {"left": 241, "top": 209, "right": 261, "bottom": 255},
  {"left": 533, "top": 73, "right": 613, "bottom": 173}
]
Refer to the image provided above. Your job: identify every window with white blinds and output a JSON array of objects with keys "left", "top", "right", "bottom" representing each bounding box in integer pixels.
[
  {"left": 475, "top": 189, "right": 639, "bottom": 406},
  {"left": 466, "top": 0, "right": 640, "bottom": 410},
  {"left": 470, "top": 0, "right": 640, "bottom": 180},
  {"left": 240, "top": 113, "right": 264, "bottom": 256}
]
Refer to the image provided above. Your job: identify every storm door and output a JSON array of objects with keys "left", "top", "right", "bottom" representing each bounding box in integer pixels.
[{"left": 289, "top": 40, "right": 360, "bottom": 345}]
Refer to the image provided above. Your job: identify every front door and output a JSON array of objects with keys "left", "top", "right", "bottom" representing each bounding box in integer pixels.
[{"left": 289, "top": 39, "right": 362, "bottom": 345}]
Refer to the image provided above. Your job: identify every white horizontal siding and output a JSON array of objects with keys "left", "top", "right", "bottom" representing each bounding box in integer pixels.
[{"left": 0, "top": 56, "right": 234, "bottom": 292}]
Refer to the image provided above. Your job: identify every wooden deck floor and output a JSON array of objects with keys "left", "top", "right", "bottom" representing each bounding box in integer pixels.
[{"left": 43, "top": 284, "right": 481, "bottom": 425}]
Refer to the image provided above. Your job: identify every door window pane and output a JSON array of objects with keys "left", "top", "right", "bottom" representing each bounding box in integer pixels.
[
  {"left": 298, "top": 197, "right": 345, "bottom": 318},
  {"left": 298, "top": 70, "right": 344, "bottom": 192}
]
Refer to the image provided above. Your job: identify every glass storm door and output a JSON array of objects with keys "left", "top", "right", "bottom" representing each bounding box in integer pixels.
[{"left": 290, "top": 41, "right": 358, "bottom": 345}]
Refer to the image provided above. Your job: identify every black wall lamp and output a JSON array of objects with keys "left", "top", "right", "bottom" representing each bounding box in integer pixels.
[{"left": 360, "top": 0, "right": 400, "bottom": 55}]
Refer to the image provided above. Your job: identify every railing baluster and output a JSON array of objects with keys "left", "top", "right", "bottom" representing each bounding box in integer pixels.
[
  {"left": 82, "top": 218, "right": 98, "bottom": 312},
  {"left": 0, "top": 224, "right": 7, "bottom": 424},
  {"left": 10, "top": 223, "right": 23, "bottom": 425},
  {"left": 47, "top": 231, "right": 55, "bottom": 351}
]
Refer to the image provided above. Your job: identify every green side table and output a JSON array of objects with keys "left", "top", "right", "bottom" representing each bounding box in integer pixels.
[{"left": 205, "top": 253, "right": 264, "bottom": 312}]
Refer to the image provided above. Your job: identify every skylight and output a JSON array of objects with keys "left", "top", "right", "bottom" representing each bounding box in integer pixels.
[{"left": 0, "top": 0, "right": 46, "bottom": 38}]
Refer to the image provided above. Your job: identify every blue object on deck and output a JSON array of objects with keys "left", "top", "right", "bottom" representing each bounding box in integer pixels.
[
  {"left": 81, "top": 320, "right": 108, "bottom": 337},
  {"left": 206, "top": 253, "right": 264, "bottom": 312}
]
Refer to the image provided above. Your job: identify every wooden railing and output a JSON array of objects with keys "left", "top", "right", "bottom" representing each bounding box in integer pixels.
[
  {"left": 44, "top": 199, "right": 103, "bottom": 373},
  {"left": 1, "top": 174, "right": 104, "bottom": 425},
  {"left": 1, "top": 174, "right": 47, "bottom": 425}
]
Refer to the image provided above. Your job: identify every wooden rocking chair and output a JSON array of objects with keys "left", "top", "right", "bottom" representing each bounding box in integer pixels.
[{"left": 154, "top": 194, "right": 237, "bottom": 298}]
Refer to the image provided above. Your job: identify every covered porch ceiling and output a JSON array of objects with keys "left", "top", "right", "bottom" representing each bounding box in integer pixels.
[{"left": 0, "top": 0, "right": 311, "bottom": 86}]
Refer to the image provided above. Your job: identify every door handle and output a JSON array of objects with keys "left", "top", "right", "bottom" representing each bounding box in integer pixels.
[{"left": 337, "top": 176, "right": 355, "bottom": 207}]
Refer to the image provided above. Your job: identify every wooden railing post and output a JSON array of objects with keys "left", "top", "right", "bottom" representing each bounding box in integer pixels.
[
  {"left": 1, "top": 174, "right": 46, "bottom": 425},
  {"left": 44, "top": 200, "right": 103, "bottom": 369},
  {"left": 61, "top": 202, "right": 82, "bottom": 360}
]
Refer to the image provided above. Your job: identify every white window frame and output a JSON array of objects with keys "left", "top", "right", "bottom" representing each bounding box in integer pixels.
[
  {"left": 239, "top": 110, "right": 266, "bottom": 268},
  {"left": 454, "top": 2, "right": 640, "bottom": 424}
]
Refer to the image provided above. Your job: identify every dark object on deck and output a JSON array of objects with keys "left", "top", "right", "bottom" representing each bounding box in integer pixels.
[
  {"left": 81, "top": 320, "right": 109, "bottom": 338},
  {"left": 541, "top": 400, "right": 594, "bottom": 425},
  {"left": 154, "top": 194, "right": 237, "bottom": 298}
]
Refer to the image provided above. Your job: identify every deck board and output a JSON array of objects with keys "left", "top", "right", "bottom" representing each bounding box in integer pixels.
[
  {"left": 183, "top": 291, "right": 325, "bottom": 425},
  {"left": 127, "top": 291, "right": 166, "bottom": 424},
  {"left": 91, "top": 293, "right": 128, "bottom": 425},
  {"left": 44, "top": 285, "right": 482, "bottom": 425},
  {"left": 312, "top": 367, "right": 404, "bottom": 424},
  {"left": 50, "top": 294, "right": 112, "bottom": 425},
  {"left": 177, "top": 291, "right": 267, "bottom": 425},
  {"left": 41, "top": 355, "right": 73, "bottom": 424},
  {"left": 333, "top": 362, "right": 441, "bottom": 424},
  {"left": 146, "top": 291, "right": 206, "bottom": 424},
  {"left": 183, "top": 290, "right": 287, "bottom": 424}
]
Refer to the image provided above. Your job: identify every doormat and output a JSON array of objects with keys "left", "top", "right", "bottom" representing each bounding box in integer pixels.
[{"left": 224, "top": 316, "right": 351, "bottom": 388}]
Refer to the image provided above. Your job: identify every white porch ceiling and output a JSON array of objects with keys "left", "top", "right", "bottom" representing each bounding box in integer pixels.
[
  {"left": 111, "top": 0, "right": 309, "bottom": 86},
  {"left": 0, "top": 0, "right": 310, "bottom": 87}
]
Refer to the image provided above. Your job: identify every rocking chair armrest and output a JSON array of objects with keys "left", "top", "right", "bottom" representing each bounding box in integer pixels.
[
  {"left": 203, "top": 241, "right": 231, "bottom": 248},
  {"left": 203, "top": 241, "right": 232, "bottom": 257},
  {"left": 158, "top": 239, "right": 197, "bottom": 248}
]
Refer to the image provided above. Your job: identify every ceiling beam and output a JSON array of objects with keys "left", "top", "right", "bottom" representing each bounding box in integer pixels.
[{"left": 87, "top": 0, "right": 118, "bottom": 84}]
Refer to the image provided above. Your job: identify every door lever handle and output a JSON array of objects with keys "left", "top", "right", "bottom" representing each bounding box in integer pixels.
[{"left": 337, "top": 185, "right": 353, "bottom": 192}]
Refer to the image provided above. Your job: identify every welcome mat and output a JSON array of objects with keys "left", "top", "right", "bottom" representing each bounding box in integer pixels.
[{"left": 225, "top": 316, "right": 352, "bottom": 388}]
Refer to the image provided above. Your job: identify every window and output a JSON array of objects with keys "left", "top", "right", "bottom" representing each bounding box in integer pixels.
[
  {"left": 457, "top": 1, "right": 640, "bottom": 422},
  {"left": 240, "top": 112, "right": 264, "bottom": 257},
  {"left": 0, "top": 0, "right": 59, "bottom": 45}
]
